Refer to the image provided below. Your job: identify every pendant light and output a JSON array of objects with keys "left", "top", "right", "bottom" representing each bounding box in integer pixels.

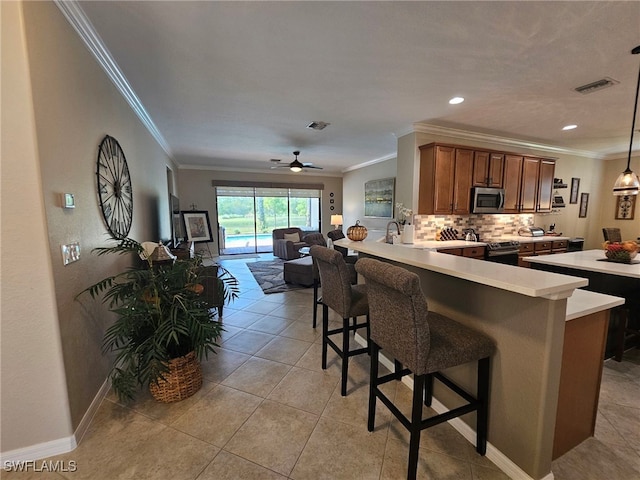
[{"left": 613, "top": 45, "right": 640, "bottom": 195}]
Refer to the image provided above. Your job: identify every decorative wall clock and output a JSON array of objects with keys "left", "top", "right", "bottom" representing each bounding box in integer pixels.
[{"left": 96, "top": 135, "right": 133, "bottom": 239}]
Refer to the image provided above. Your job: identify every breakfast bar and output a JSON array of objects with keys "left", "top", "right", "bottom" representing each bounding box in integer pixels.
[{"left": 335, "top": 238, "right": 623, "bottom": 480}]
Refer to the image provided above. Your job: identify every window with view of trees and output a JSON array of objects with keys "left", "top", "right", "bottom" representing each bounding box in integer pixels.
[{"left": 215, "top": 186, "right": 321, "bottom": 255}]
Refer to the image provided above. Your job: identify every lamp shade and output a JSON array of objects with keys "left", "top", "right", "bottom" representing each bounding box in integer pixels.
[
  {"left": 331, "top": 214, "right": 343, "bottom": 227},
  {"left": 613, "top": 168, "right": 640, "bottom": 196}
]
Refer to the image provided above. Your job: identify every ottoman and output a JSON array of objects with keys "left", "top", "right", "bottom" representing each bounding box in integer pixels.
[{"left": 283, "top": 256, "right": 315, "bottom": 286}]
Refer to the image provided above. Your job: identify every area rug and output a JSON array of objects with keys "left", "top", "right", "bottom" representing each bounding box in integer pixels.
[{"left": 246, "top": 259, "right": 308, "bottom": 294}]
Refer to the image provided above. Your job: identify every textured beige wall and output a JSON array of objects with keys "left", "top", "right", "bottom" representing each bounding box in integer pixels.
[
  {"left": 342, "top": 159, "right": 398, "bottom": 235},
  {"left": 1, "top": 0, "right": 74, "bottom": 453},
  {"left": 1, "top": 0, "right": 177, "bottom": 455},
  {"left": 177, "top": 169, "right": 342, "bottom": 255}
]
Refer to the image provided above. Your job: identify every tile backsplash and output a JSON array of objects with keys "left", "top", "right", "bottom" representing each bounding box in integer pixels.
[{"left": 413, "top": 214, "right": 534, "bottom": 241}]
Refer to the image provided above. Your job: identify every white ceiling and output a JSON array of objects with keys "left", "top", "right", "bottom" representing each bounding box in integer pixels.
[{"left": 69, "top": 1, "right": 640, "bottom": 174}]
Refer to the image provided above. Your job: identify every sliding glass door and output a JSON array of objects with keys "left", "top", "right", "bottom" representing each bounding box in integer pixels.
[{"left": 216, "top": 186, "right": 321, "bottom": 255}]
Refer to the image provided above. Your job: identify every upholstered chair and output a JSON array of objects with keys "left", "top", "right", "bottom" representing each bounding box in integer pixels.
[
  {"left": 356, "top": 258, "right": 496, "bottom": 480},
  {"left": 602, "top": 227, "right": 622, "bottom": 243},
  {"left": 310, "top": 245, "right": 369, "bottom": 396},
  {"left": 327, "top": 229, "right": 357, "bottom": 264}
]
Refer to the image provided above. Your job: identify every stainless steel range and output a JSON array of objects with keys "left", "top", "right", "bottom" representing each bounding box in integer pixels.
[{"left": 485, "top": 240, "right": 520, "bottom": 265}]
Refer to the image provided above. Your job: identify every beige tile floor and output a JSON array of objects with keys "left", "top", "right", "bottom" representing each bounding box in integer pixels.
[{"left": 4, "top": 255, "right": 639, "bottom": 480}]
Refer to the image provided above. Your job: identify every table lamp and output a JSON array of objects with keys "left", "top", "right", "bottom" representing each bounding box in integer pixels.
[{"left": 331, "top": 214, "right": 343, "bottom": 230}]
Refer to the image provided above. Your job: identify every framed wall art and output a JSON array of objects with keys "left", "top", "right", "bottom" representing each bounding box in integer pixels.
[
  {"left": 615, "top": 195, "right": 636, "bottom": 220},
  {"left": 578, "top": 193, "right": 589, "bottom": 218},
  {"left": 182, "top": 210, "right": 213, "bottom": 243},
  {"left": 364, "top": 177, "right": 394, "bottom": 218},
  {"left": 570, "top": 178, "right": 580, "bottom": 204}
]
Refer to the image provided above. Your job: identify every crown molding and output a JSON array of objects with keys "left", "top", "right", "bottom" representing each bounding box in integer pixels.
[
  {"left": 179, "top": 163, "right": 343, "bottom": 178},
  {"left": 341, "top": 152, "right": 397, "bottom": 173},
  {"left": 412, "top": 123, "right": 600, "bottom": 159},
  {"left": 54, "top": 0, "right": 172, "bottom": 157}
]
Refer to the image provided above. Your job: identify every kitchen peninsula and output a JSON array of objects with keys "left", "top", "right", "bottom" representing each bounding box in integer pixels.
[{"left": 335, "top": 238, "right": 623, "bottom": 480}]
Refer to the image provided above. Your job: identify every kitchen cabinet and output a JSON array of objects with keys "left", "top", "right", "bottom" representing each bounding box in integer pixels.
[
  {"left": 552, "top": 240, "right": 568, "bottom": 254},
  {"left": 537, "top": 160, "right": 556, "bottom": 212},
  {"left": 472, "top": 151, "right": 504, "bottom": 188},
  {"left": 503, "top": 155, "right": 523, "bottom": 213},
  {"left": 534, "top": 241, "right": 552, "bottom": 254},
  {"left": 419, "top": 144, "right": 473, "bottom": 215},
  {"left": 462, "top": 245, "right": 486, "bottom": 259},
  {"left": 503, "top": 155, "right": 556, "bottom": 213},
  {"left": 518, "top": 239, "right": 568, "bottom": 267},
  {"left": 437, "top": 245, "right": 486, "bottom": 259},
  {"left": 518, "top": 242, "right": 534, "bottom": 267}
]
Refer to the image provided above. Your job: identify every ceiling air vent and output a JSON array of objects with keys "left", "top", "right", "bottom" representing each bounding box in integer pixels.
[
  {"left": 306, "top": 121, "right": 330, "bottom": 131},
  {"left": 574, "top": 77, "right": 619, "bottom": 94}
]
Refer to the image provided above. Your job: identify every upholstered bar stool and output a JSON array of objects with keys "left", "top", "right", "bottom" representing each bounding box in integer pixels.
[
  {"left": 327, "top": 230, "right": 358, "bottom": 264},
  {"left": 310, "top": 245, "right": 370, "bottom": 396},
  {"left": 356, "top": 258, "right": 496, "bottom": 480}
]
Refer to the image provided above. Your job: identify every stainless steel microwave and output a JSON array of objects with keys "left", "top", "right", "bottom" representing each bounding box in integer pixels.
[{"left": 472, "top": 187, "right": 505, "bottom": 214}]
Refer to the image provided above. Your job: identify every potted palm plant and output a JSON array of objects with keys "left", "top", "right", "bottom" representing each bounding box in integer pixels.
[{"left": 78, "top": 238, "right": 239, "bottom": 403}]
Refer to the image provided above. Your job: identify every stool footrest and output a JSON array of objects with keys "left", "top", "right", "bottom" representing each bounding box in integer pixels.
[{"left": 325, "top": 336, "right": 368, "bottom": 359}]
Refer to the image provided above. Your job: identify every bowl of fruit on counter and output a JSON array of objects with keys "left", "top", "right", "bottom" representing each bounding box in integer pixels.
[{"left": 602, "top": 240, "right": 639, "bottom": 263}]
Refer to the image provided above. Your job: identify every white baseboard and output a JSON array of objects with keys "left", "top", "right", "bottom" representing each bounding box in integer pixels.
[
  {"left": 354, "top": 334, "right": 554, "bottom": 480},
  {"left": 0, "top": 377, "right": 110, "bottom": 465},
  {"left": 74, "top": 377, "right": 111, "bottom": 444},
  {"left": 0, "top": 436, "right": 77, "bottom": 465}
]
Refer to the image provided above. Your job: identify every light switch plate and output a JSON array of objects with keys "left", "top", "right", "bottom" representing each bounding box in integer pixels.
[
  {"left": 61, "top": 242, "right": 80, "bottom": 265},
  {"left": 61, "top": 193, "right": 75, "bottom": 208}
]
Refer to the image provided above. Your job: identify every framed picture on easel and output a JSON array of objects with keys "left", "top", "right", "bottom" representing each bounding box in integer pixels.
[{"left": 182, "top": 210, "right": 213, "bottom": 243}]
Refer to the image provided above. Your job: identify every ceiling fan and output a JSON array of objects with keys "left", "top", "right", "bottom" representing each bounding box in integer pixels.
[{"left": 270, "top": 151, "right": 323, "bottom": 172}]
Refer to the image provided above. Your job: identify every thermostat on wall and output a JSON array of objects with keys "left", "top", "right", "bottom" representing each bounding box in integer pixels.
[{"left": 61, "top": 193, "right": 75, "bottom": 209}]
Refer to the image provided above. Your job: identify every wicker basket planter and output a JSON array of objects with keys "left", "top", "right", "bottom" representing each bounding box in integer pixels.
[{"left": 150, "top": 351, "right": 203, "bottom": 403}]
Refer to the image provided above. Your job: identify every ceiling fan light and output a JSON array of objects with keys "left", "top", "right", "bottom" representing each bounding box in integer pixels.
[
  {"left": 290, "top": 165, "right": 302, "bottom": 173},
  {"left": 613, "top": 168, "right": 640, "bottom": 195}
]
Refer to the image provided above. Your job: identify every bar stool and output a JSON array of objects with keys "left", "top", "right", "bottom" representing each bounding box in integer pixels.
[
  {"left": 312, "top": 251, "right": 358, "bottom": 329},
  {"left": 356, "top": 258, "right": 496, "bottom": 480},
  {"left": 310, "top": 245, "right": 369, "bottom": 396}
]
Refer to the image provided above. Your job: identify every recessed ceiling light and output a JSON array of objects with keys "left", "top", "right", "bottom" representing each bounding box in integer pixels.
[
  {"left": 562, "top": 125, "right": 577, "bottom": 131},
  {"left": 449, "top": 97, "right": 464, "bottom": 105}
]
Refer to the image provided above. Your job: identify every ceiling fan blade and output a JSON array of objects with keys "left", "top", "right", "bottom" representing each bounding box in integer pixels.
[{"left": 302, "top": 163, "right": 323, "bottom": 169}]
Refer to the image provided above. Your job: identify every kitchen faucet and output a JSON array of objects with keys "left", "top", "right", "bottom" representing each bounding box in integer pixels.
[{"left": 386, "top": 221, "right": 401, "bottom": 244}]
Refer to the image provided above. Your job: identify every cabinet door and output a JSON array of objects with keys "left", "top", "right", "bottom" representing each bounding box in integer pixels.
[
  {"left": 537, "top": 160, "right": 555, "bottom": 212},
  {"left": 473, "top": 151, "right": 504, "bottom": 187},
  {"left": 433, "top": 146, "right": 456, "bottom": 214},
  {"left": 520, "top": 157, "right": 540, "bottom": 213},
  {"left": 472, "top": 151, "right": 490, "bottom": 187},
  {"left": 503, "top": 155, "right": 523, "bottom": 213},
  {"left": 488, "top": 153, "right": 504, "bottom": 187},
  {"left": 453, "top": 148, "right": 473, "bottom": 214}
]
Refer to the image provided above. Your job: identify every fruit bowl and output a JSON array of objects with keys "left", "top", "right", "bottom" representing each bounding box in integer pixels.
[{"left": 603, "top": 241, "right": 638, "bottom": 263}]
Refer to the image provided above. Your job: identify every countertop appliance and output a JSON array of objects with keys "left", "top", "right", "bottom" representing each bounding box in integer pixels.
[
  {"left": 485, "top": 240, "right": 520, "bottom": 265},
  {"left": 471, "top": 187, "right": 504, "bottom": 214},
  {"left": 518, "top": 227, "right": 545, "bottom": 237}
]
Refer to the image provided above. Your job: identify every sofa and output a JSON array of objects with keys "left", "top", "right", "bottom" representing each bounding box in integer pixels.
[{"left": 272, "top": 228, "right": 326, "bottom": 260}]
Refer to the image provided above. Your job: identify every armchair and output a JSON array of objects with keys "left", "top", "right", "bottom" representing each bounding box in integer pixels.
[{"left": 272, "top": 227, "right": 327, "bottom": 260}]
